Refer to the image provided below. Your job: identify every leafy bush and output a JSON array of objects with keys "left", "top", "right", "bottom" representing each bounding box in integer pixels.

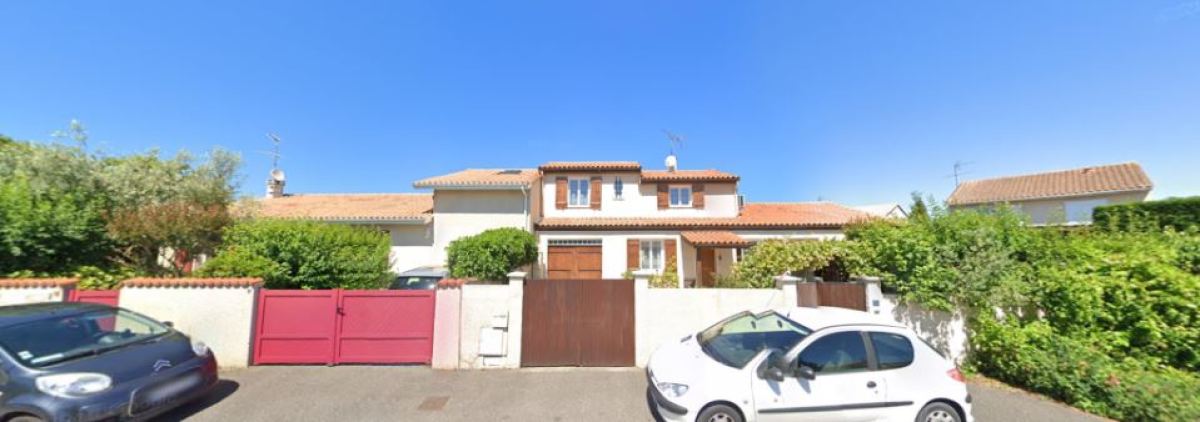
[
  {"left": 446, "top": 228, "right": 537, "bottom": 282},
  {"left": 726, "top": 239, "right": 850, "bottom": 288},
  {"left": 197, "top": 219, "right": 392, "bottom": 289},
  {"left": 1094, "top": 196, "right": 1200, "bottom": 232},
  {"left": 972, "top": 317, "right": 1200, "bottom": 421},
  {"left": 0, "top": 176, "right": 111, "bottom": 273}
]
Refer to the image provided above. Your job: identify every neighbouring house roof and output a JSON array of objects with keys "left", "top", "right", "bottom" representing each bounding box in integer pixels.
[
  {"left": 0, "top": 278, "right": 77, "bottom": 288},
  {"left": 640, "top": 169, "right": 739, "bottom": 183},
  {"left": 536, "top": 202, "right": 870, "bottom": 230},
  {"left": 853, "top": 203, "right": 908, "bottom": 219},
  {"left": 539, "top": 161, "right": 642, "bottom": 172},
  {"left": 122, "top": 277, "right": 264, "bottom": 288},
  {"left": 412, "top": 169, "right": 540, "bottom": 189},
  {"left": 681, "top": 231, "right": 754, "bottom": 247},
  {"left": 947, "top": 162, "right": 1152, "bottom": 206},
  {"left": 254, "top": 193, "right": 433, "bottom": 223}
]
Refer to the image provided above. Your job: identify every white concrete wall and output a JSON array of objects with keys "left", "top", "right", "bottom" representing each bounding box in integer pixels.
[
  {"left": 537, "top": 231, "right": 684, "bottom": 280},
  {"left": 120, "top": 286, "right": 259, "bottom": 368},
  {"left": 541, "top": 173, "right": 739, "bottom": 218},
  {"left": 635, "top": 286, "right": 787, "bottom": 366},
  {"left": 431, "top": 287, "right": 462, "bottom": 369},
  {"left": 385, "top": 224, "right": 435, "bottom": 273},
  {"left": 0, "top": 287, "right": 67, "bottom": 305},
  {"left": 458, "top": 282, "right": 524, "bottom": 368},
  {"left": 432, "top": 190, "right": 532, "bottom": 266},
  {"left": 953, "top": 191, "right": 1147, "bottom": 226},
  {"left": 870, "top": 293, "right": 969, "bottom": 365}
]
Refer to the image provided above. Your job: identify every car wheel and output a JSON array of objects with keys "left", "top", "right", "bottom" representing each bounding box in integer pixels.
[
  {"left": 697, "top": 404, "right": 742, "bottom": 422},
  {"left": 916, "top": 402, "right": 961, "bottom": 422}
]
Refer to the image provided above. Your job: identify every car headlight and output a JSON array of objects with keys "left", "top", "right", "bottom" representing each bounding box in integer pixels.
[
  {"left": 36, "top": 373, "right": 112, "bottom": 397},
  {"left": 656, "top": 382, "right": 689, "bottom": 398},
  {"left": 191, "top": 339, "right": 210, "bottom": 357}
]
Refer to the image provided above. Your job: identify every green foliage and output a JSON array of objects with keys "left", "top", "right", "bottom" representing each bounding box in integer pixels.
[
  {"left": 728, "top": 239, "right": 848, "bottom": 288},
  {"left": 650, "top": 259, "right": 678, "bottom": 288},
  {"left": 0, "top": 176, "right": 110, "bottom": 273},
  {"left": 446, "top": 228, "right": 537, "bottom": 282},
  {"left": 972, "top": 317, "right": 1200, "bottom": 422},
  {"left": 197, "top": 220, "right": 392, "bottom": 289},
  {"left": 1094, "top": 196, "right": 1200, "bottom": 232}
]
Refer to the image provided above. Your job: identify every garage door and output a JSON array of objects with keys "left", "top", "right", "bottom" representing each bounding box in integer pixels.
[{"left": 547, "top": 241, "right": 602, "bottom": 279}]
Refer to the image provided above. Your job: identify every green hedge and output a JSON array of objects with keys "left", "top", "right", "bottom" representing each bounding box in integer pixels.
[
  {"left": 446, "top": 228, "right": 537, "bottom": 282},
  {"left": 972, "top": 318, "right": 1200, "bottom": 421},
  {"left": 1094, "top": 196, "right": 1200, "bottom": 232}
]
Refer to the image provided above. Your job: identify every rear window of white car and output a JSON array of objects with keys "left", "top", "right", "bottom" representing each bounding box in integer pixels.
[{"left": 869, "top": 332, "right": 914, "bottom": 369}]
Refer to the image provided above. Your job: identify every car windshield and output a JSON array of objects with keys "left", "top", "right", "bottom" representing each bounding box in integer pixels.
[
  {"left": 697, "top": 311, "right": 812, "bottom": 368},
  {"left": 390, "top": 276, "right": 439, "bottom": 290},
  {"left": 0, "top": 308, "right": 170, "bottom": 368}
]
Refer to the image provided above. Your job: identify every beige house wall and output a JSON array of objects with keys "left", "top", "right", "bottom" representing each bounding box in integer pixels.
[
  {"left": 540, "top": 173, "right": 740, "bottom": 218},
  {"left": 953, "top": 191, "right": 1148, "bottom": 225},
  {"left": 431, "top": 190, "right": 532, "bottom": 267}
]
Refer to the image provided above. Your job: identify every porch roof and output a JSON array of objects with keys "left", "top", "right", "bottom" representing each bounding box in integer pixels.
[{"left": 681, "top": 231, "right": 753, "bottom": 248}]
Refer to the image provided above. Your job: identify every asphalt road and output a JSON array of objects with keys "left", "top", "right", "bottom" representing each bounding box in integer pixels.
[{"left": 160, "top": 366, "right": 1106, "bottom": 421}]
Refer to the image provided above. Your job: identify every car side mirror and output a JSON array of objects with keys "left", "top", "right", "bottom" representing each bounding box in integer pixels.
[
  {"left": 795, "top": 365, "right": 816, "bottom": 380},
  {"left": 757, "top": 351, "right": 789, "bottom": 382},
  {"left": 162, "top": 321, "right": 174, "bottom": 328}
]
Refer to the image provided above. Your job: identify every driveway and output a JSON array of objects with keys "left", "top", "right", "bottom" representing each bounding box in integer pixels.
[{"left": 161, "top": 366, "right": 1105, "bottom": 421}]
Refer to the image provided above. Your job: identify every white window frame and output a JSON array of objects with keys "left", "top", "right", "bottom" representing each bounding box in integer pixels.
[
  {"left": 640, "top": 240, "right": 664, "bottom": 272},
  {"left": 567, "top": 178, "right": 590, "bottom": 207},
  {"left": 668, "top": 185, "right": 692, "bottom": 208}
]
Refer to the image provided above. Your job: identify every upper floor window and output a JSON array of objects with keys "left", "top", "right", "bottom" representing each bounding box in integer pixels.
[
  {"left": 568, "top": 178, "right": 590, "bottom": 207},
  {"left": 669, "top": 185, "right": 692, "bottom": 207},
  {"left": 613, "top": 177, "right": 624, "bottom": 200}
]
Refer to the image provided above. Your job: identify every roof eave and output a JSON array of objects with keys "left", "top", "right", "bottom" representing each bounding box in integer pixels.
[{"left": 412, "top": 183, "right": 532, "bottom": 190}]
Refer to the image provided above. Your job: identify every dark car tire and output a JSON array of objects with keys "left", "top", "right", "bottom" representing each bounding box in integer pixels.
[
  {"left": 7, "top": 416, "right": 45, "bottom": 422},
  {"left": 696, "top": 403, "right": 742, "bottom": 422},
  {"left": 916, "top": 402, "right": 962, "bottom": 422}
]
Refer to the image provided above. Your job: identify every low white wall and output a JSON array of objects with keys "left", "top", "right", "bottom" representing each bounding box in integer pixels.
[
  {"left": 0, "top": 287, "right": 68, "bottom": 305},
  {"left": 431, "top": 286, "right": 462, "bottom": 369},
  {"left": 636, "top": 286, "right": 787, "bottom": 366},
  {"left": 875, "top": 293, "right": 969, "bottom": 364},
  {"left": 458, "top": 281, "right": 523, "bottom": 369},
  {"left": 120, "top": 285, "right": 259, "bottom": 368}
]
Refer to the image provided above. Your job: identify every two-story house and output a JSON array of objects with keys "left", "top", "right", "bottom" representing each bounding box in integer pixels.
[
  {"left": 947, "top": 162, "right": 1153, "bottom": 225},
  {"left": 253, "top": 158, "right": 869, "bottom": 286}
]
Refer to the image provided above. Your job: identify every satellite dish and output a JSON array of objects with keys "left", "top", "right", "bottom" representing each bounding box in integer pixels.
[
  {"left": 664, "top": 154, "right": 678, "bottom": 172},
  {"left": 270, "top": 168, "right": 286, "bottom": 182}
]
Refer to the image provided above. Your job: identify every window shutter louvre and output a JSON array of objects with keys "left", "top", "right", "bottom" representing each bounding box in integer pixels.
[
  {"left": 627, "top": 239, "right": 640, "bottom": 271},
  {"left": 664, "top": 239, "right": 677, "bottom": 277},
  {"left": 590, "top": 176, "right": 602, "bottom": 209},
  {"left": 692, "top": 183, "right": 705, "bottom": 209},
  {"left": 555, "top": 177, "right": 567, "bottom": 209},
  {"left": 657, "top": 183, "right": 668, "bottom": 209}
]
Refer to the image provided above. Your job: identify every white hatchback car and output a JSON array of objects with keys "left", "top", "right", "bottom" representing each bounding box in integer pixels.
[{"left": 646, "top": 307, "right": 973, "bottom": 422}]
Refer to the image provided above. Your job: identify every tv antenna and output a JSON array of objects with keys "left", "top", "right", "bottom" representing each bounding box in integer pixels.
[
  {"left": 261, "top": 133, "right": 283, "bottom": 170},
  {"left": 662, "top": 130, "right": 684, "bottom": 154},
  {"left": 945, "top": 160, "right": 973, "bottom": 185}
]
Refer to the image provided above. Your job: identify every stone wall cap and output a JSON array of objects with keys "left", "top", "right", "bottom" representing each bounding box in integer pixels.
[
  {"left": 122, "top": 277, "right": 263, "bottom": 288},
  {"left": 0, "top": 278, "right": 78, "bottom": 288}
]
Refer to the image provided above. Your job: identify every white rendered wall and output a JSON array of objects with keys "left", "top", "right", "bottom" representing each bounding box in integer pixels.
[
  {"left": 871, "top": 293, "right": 969, "bottom": 365},
  {"left": 635, "top": 286, "right": 787, "bottom": 366},
  {"left": 537, "top": 231, "right": 684, "bottom": 280},
  {"left": 432, "top": 190, "right": 531, "bottom": 267},
  {"left": 540, "top": 173, "right": 739, "bottom": 218},
  {"left": 0, "top": 287, "right": 66, "bottom": 305},
  {"left": 385, "top": 224, "right": 435, "bottom": 272},
  {"left": 458, "top": 283, "right": 523, "bottom": 369},
  {"left": 120, "top": 286, "right": 259, "bottom": 368}
]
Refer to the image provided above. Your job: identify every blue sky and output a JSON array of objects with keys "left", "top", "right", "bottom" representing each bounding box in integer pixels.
[{"left": 2, "top": 1, "right": 1198, "bottom": 205}]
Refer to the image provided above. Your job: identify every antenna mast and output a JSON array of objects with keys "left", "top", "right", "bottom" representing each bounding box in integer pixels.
[
  {"left": 948, "top": 160, "right": 973, "bottom": 185},
  {"left": 266, "top": 133, "right": 282, "bottom": 170},
  {"left": 662, "top": 130, "right": 684, "bottom": 154}
]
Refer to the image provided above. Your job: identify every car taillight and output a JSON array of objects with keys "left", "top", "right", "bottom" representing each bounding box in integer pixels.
[{"left": 947, "top": 368, "right": 965, "bottom": 383}]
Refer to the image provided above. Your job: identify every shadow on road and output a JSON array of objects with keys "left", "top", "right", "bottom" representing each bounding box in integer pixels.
[{"left": 156, "top": 379, "right": 240, "bottom": 421}]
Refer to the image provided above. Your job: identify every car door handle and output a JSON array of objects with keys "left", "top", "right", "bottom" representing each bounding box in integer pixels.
[{"left": 866, "top": 381, "right": 877, "bottom": 388}]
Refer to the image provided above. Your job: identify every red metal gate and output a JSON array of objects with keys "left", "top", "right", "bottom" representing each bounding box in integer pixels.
[
  {"left": 69, "top": 290, "right": 120, "bottom": 307},
  {"left": 253, "top": 289, "right": 435, "bottom": 365}
]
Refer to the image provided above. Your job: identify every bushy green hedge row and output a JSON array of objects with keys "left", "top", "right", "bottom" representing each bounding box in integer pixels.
[
  {"left": 972, "top": 318, "right": 1200, "bottom": 421},
  {"left": 1094, "top": 196, "right": 1200, "bottom": 232},
  {"left": 446, "top": 228, "right": 537, "bottom": 282},
  {"left": 197, "top": 219, "right": 392, "bottom": 289}
]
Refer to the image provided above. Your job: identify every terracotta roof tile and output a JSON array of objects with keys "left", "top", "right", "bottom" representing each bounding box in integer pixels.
[
  {"left": 253, "top": 194, "right": 432, "bottom": 222},
  {"left": 947, "top": 162, "right": 1152, "bottom": 206},
  {"left": 641, "top": 169, "right": 739, "bottom": 182},
  {"left": 0, "top": 278, "right": 77, "bottom": 288},
  {"left": 537, "top": 202, "right": 870, "bottom": 230},
  {"left": 539, "top": 161, "right": 642, "bottom": 172},
  {"left": 413, "top": 169, "right": 539, "bottom": 188},
  {"left": 681, "top": 231, "right": 753, "bottom": 247},
  {"left": 122, "top": 277, "right": 263, "bottom": 288}
]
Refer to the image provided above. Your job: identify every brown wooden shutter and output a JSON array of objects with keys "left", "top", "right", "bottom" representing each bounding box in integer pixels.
[
  {"left": 627, "top": 239, "right": 640, "bottom": 271},
  {"left": 692, "top": 183, "right": 705, "bottom": 209},
  {"left": 555, "top": 177, "right": 567, "bottom": 209},
  {"left": 664, "top": 239, "right": 677, "bottom": 274},
  {"left": 657, "top": 183, "right": 669, "bottom": 209},
  {"left": 590, "top": 176, "right": 602, "bottom": 210}
]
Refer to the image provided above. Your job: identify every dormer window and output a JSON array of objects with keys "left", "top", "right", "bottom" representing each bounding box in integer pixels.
[
  {"left": 568, "top": 178, "right": 590, "bottom": 207},
  {"left": 669, "top": 185, "right": 692, "bottom": 207},
  {"left": 613, "top": 177, "right": 624, "bottom": 200}
]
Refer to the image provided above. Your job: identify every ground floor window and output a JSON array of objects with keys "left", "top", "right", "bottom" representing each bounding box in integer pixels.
[{"left": 640, "top": 240, "right": 664, "bottom": 271}]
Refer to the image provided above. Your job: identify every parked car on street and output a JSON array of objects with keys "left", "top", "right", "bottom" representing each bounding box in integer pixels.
[
  {"left": 646, "top": 306, "right": 973, "bottom": 422},
  {"left": 389, "top": 266, "right": 448, "bottom": 290},
  {"left": 0, "top": 302, "right": 218, "bottom": 422}
]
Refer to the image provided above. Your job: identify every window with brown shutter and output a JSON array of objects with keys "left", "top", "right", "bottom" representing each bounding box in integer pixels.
[
  {"left": 555, "top": 177, "right": 567, "bottom": 209},
  {"left": 590, "top": 176, "right": 602, "bottom": 209},
  {"left": 692, "top": 183, "right": 705, "bottom": 209},
  {"left": 657, "top": 183, "right": 669, "bottom": 209},
  {"left": 627, "top": 239, "right": 639, "bottom": 271},
  {"left": 664, "top": 239, "right": 677, "bottom": 275}
]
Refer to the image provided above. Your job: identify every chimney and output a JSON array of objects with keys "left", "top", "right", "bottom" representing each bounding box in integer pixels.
[{"left": 265, "top": 169, "right": 286, "bottom": 198}]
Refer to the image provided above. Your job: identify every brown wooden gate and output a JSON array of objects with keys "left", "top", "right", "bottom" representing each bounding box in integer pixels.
[
  {"left": 813, "top": 282, "right": 867, "bottom": 311},
  {"left": 521, "top": 279, "right": 635, "bottom": 367}
]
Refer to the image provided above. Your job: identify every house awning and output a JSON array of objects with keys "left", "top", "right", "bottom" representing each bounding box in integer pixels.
[{"left": 681, "top": 231, "right": 753, "bottom": 248}]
